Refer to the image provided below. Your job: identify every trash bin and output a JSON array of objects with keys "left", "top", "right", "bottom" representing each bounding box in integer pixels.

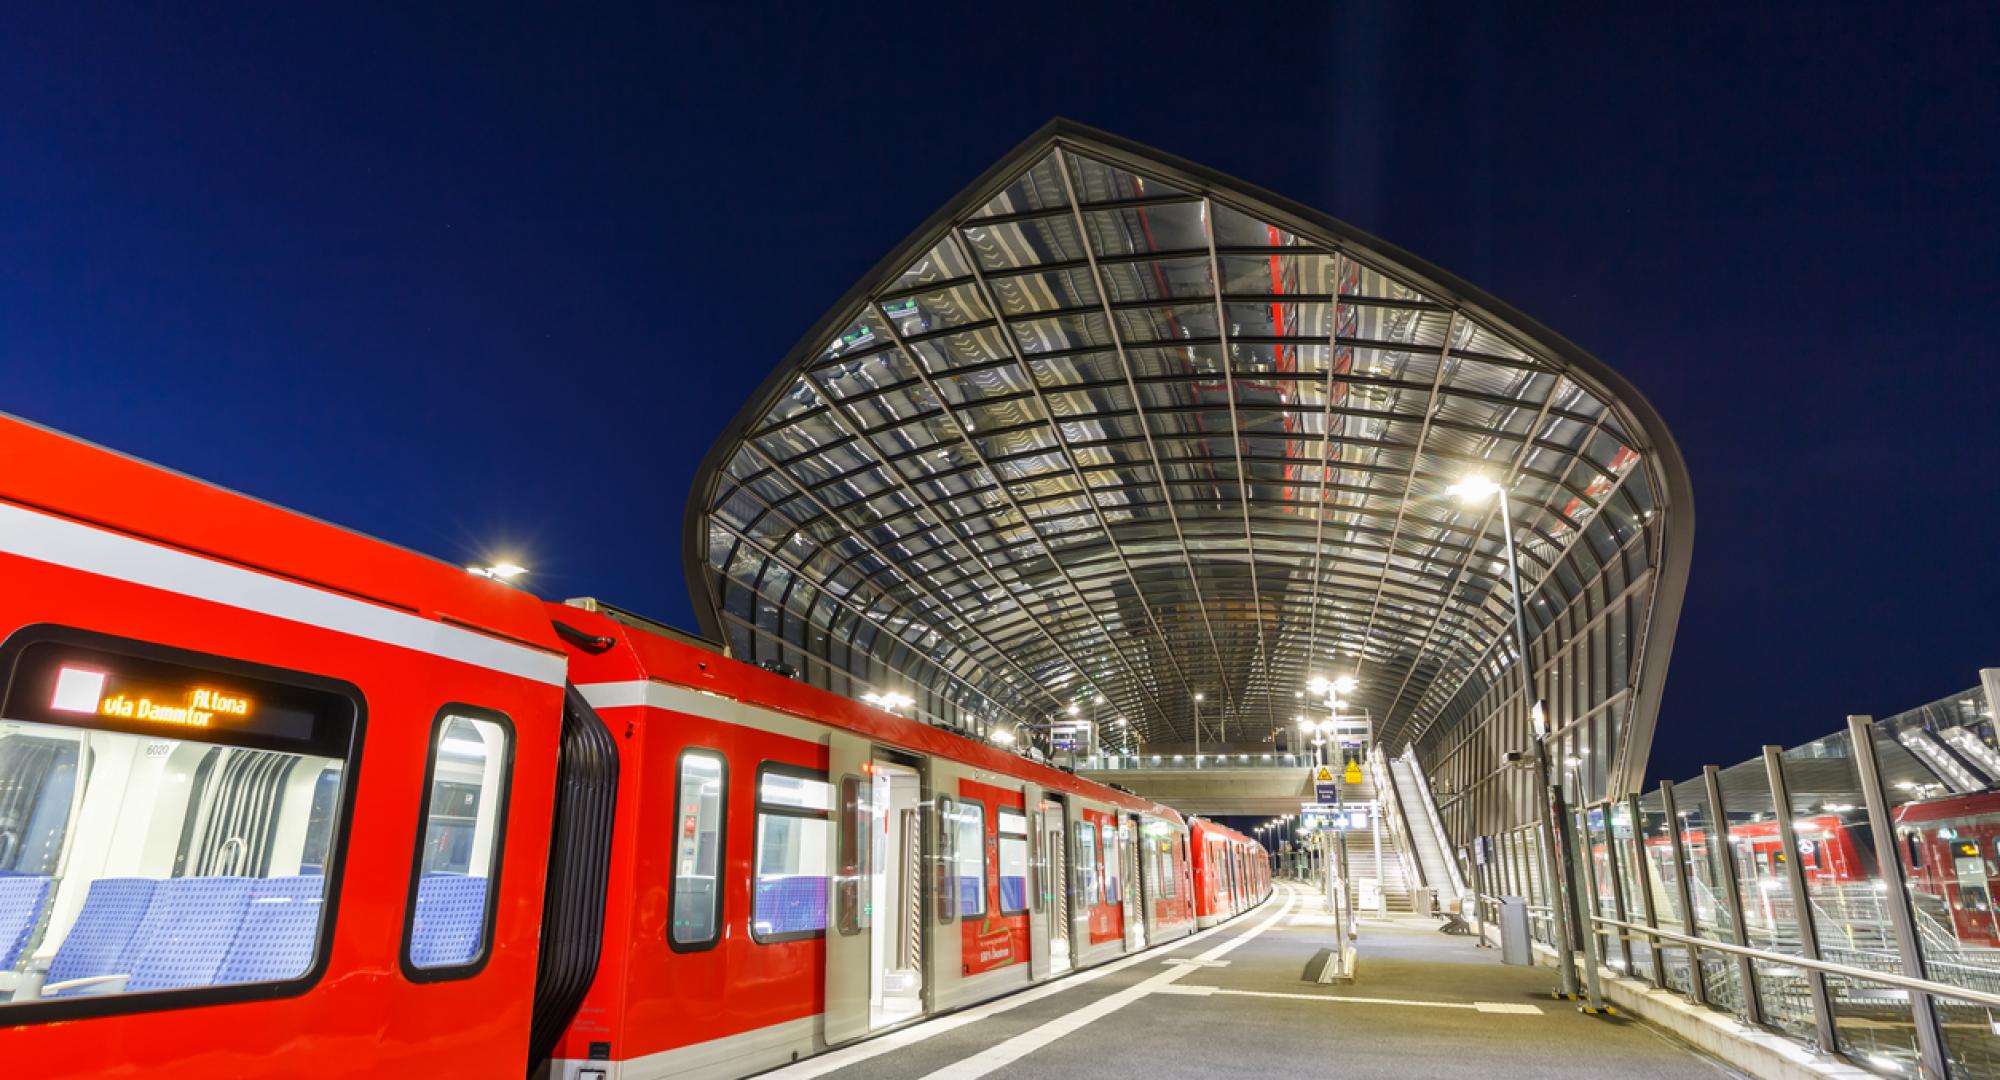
[
  {"left": 1413, "top": 886, "right": 1436, "bottom": 919},
  {"left": 1498, "top": 896, "right": 1532, "bottom": 966}
]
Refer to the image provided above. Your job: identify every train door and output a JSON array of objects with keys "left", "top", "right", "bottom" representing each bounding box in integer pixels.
[
  {"left": 826, "top": 732, "right": 927, "bottom": 1045},
  {"left": 1947, "top": 837, "right": 2000, "bottom": 942},
  {"left": 1122, "top": 813, "right": 1145, "bottom": 950},
  {"left": 1044, "top": 793, "right": 1072, "bottom": 975},
  {"left": 1071, "top": 805, "right": 1098, "bottom": 956},
  {"left": 1025, "top": 783, "right": 1052, "bottom": 979}
]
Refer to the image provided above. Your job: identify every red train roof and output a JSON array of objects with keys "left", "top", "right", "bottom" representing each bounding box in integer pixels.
[
  {"left": 549, "top": 599, "right": 1187, "bottom": 823},
  {"left": 1190, "top": 817, "right": 1261, "bottom": 848},
  {"left": 0, "top": 413, "right": 561, "bottom": 655}
]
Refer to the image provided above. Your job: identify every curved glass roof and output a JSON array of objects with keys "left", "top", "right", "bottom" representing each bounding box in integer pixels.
[{"left": 685, "top": 121, "right": 1692, "bottom": 779}]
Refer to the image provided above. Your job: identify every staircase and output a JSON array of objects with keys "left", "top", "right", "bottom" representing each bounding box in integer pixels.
[{"left": 1318, "top": 768, "right": 1415, "bottom": 914}]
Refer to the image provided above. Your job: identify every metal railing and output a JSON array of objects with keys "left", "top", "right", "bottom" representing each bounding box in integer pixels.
[
  {"left": 1075, "top": 751, "right": 1320, "bottom": 771},
  {"left": 1470, "top": 672, "right": 2000, "bottom": 1080}
]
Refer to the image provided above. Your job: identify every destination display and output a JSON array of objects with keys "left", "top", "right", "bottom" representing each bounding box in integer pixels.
[{"left": 6, "top": 639, "right": 322, "bottom": 743}]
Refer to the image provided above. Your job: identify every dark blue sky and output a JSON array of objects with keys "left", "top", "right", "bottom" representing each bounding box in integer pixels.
[{"left": 6, "top": 5, "right": 1995, "bottom": 782}]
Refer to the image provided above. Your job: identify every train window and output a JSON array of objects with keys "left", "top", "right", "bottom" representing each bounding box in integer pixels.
[
  {"left": 998, "top": 809, "right": 1028, "bottom": 915},
  {"left": 1103, "top": 823, "right": 1121, "bottom": 904},
  {"left": 0, "top": 628, "right": 360, "bottom": 1018},
  {"left": 955, "top": 801, "right": 987, "bottom": 918},
  {"left": 668, "top": 749, "right": 727, "bottom": 950},
  {"left": 1076, "top": 822, "right": 1099, "bottom": 904},
  {"left": 404, "top": 708, "right": 513, "bottom": 978},
  {"left": 1157, "top": 838, "right": 1178, "bottom": 899},
  {"left": 752, "top": 764, "right": 830, "bottom": 943},
  {"left": 935, "top": 796, "right": 958, "bottom": 924}
]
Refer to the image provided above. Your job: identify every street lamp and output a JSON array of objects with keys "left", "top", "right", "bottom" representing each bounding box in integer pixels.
[
  {"left": 1451, "top": 472, "right": 1580, "bottom": 999},
  {"left": 1193, "top": 692, "right": 1205, "bottom": 769},
  {"left": 466, "top": 561, "right": 528, "bottom": 581}
]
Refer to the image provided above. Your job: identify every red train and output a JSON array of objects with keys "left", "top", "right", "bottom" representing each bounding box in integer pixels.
[
  {"left": 0, "top": 415, "right": 1271, "bottom": 1078},
  {"left": 1618, "top": 799, "right": 2000, "bottom": 950}
]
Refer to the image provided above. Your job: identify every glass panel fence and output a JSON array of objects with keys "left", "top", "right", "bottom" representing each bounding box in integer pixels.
[
  {"left": 1638, "top": 788, "right": 1695, "bottom": 994},
  {"left": 1674, "top": 778, "right": 1746, "bottom": 1015},
  {"left": 1874, "top": 687, "right": 2000, "bottom": 1079},
  {"left": 1716, "top": 756, "right": 1817, "bottom": 1045},
  {"left": 1779, "top": 731, "right": 1921, "bottom": 1075},
  {"left": 1611, "top": 801, "right": 1654, "bottom": 983}
]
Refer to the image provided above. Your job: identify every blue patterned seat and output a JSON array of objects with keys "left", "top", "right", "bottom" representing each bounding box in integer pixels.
[
  {"left": 0, "top": 875, "right": 52, "bottom": 969},
  {"left": 214, "top": 875, "right": 324, "bottom": 985},
  {"left": 958, "top": 875, "right": 983, "bottom": 914},
  {"left": 123, "top": 876, "right": 254, "bottom": 992},
  {"left": 408, "top": 874, "right": 489, "bottom": 968},
  {"left": 43, "top": 877, "right": 157, "bottom": 993},
  {"left": 753, "top": 874, "right": 827, "bottom": 936},
  {"left": 998, "top": 875, "right": 1027, "bottom": 913}
]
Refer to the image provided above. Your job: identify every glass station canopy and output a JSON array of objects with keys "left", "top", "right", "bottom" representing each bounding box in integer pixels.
[{"left": 685, "top": 120, "right": 1693, "bottom": 799}]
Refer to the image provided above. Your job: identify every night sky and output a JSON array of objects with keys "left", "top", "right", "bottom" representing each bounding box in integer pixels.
[{"left": 6, "top": 5, "right": 1996, "bottom": 784}]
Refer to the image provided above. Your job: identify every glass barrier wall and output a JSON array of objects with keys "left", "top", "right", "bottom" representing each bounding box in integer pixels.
[{"left": 1555, "top": 678, "right": 2000, "bottom": 1079}]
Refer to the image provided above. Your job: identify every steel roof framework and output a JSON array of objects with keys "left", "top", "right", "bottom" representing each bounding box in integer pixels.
[{"left": 685, "top": 121, "right": 1693, "bottom": 790}]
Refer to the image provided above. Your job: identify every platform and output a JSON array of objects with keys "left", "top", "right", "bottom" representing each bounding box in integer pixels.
[{"left": 762, "top": 883, "right": 1742, "bottom": 1080}]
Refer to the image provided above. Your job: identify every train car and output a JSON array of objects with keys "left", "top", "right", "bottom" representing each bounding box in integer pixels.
[
  {"left": 1190, "top": 818, "right": 1270, "bottom": 928},
  {"left": 540, "top": 600, "right": 1204, "bottom": 1080},
  {"left": 1892, "top": 793, "right": 2000, "bottom": 948},
  {"left": 0, "top": 415, "right": 606, "bottom": 1077},
  {"left": 0, "top": 413, "right": 1273, "bottom": 1079},
  {"left": 1619, "top": 799, "right": 2000, "bottom": 951}
]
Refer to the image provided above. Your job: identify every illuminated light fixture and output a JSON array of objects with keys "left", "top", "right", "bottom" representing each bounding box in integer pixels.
[
  {"left": 1332, "top": 675, "right": 1358, "bottom": 694},
  {"left": 1094, "top": 694, "right": 1107, "bottom": 705},
  {"left": 990, "top": 727, "right": 1017, "bottom": 745},
  {"left": 1193, "top": 692, "right": 1205, "bottom": 702},
  {"left": 466, "top": 562, "right": 529, "bottom": 580},
  {"left": 862, "top": 691, "right": 914, "bottom": 713},
  {"left": 1066, "top": 704, "right": 1080, "bottom": 717},
  {"left": 1446, "top": 474, "right": 1502, "bottom": 504}
]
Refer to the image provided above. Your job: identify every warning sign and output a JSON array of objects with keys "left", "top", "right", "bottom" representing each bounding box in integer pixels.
[
  {"left": 1314, "top": 765, "right": 1335, "bottom": 783},
  {"left": 1343, "top": 761, "right": 1364, "bottom": 784}
]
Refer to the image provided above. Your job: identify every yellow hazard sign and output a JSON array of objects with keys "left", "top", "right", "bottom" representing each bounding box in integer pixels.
[
  {"left": 1343, "top": 761, "right": 1364, "bottom": 784},
  {"left": 1314, "top": 765, "right": 1335, "bottom": 783}
]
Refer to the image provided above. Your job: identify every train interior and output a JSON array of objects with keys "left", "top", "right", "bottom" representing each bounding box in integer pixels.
[
  {"left": 1045, "top": 797, "right": 1071, "bottom": 975},
  {"left": 0, "top": 672, "right": 343, "bottom": 1005},
  {"left": 866, "top": 758, "right": 923, "bottom": 1031},
  {"left": 1122, "top": 816, "right": 1145, "bottom": 951},
  {"left": 0, "top": 652, "right": 512, "bottom": 1011}
]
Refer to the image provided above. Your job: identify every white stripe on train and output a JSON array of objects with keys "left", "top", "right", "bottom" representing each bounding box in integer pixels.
[{"left": 0, "top": 500, "right": 567, "bottom": 686}]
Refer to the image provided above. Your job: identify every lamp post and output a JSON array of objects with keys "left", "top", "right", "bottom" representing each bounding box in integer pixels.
[
  {"left": 1193, "top": 692, "right": 1205, "bottom": 769},
  {"left": 1450, "top": 474, "right": 1580, "bottom": 999}
]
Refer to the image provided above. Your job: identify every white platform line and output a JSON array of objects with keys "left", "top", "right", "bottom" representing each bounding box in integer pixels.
[
  {"left": 1152, "top": 984, "right": 1543, "bottom": 1015},
  {"left": 758, "top": 889, "right": 1291, "bottom": 1079},
  {"left": 914, "top": 886, "right": 1302, "bottom": 1080}
]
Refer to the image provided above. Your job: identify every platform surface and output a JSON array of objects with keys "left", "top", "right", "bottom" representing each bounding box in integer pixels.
[{"left": 762, "top": 882, "right": 1747, "bottom": 1080}]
